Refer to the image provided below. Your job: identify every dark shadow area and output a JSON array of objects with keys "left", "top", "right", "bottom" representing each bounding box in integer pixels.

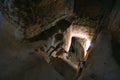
[
  {"left": 111, "top": 37, "right": 120, "bottom": 66},
  {"left": 27, "top": 19, "right": 71, "bottom": 42},
  {"left": 74, "top": 0, "right": 116, "bottom": 19}
]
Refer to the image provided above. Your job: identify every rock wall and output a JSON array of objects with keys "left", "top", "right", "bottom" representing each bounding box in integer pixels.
[
  {"left": 80, "top": 31, "right": 120, "bottom": 80},
  {"left": 1, "top": 0, "right": 119, "bottom": 41},
  {"left": 107, "top": 0, "right": 120, "bottom": 43},
  {"left": 0, "top": 0, "right": 74, "bottom": 38}
]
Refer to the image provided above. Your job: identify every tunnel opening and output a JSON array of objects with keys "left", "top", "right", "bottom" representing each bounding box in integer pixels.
[
  {"left": 45, "top": 18, "right": 97, "bottom": 80},
  {"left": 0, "top": 0, "right": 120, "bottom": 80}
]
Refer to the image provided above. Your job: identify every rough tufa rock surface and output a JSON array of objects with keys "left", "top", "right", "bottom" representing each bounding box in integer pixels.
[
  {"left": 0, "top": 0, "right": 119, "bottom": 42},
  {"left": 0, "top": 0, "right": 74, "bottom": 38}
]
